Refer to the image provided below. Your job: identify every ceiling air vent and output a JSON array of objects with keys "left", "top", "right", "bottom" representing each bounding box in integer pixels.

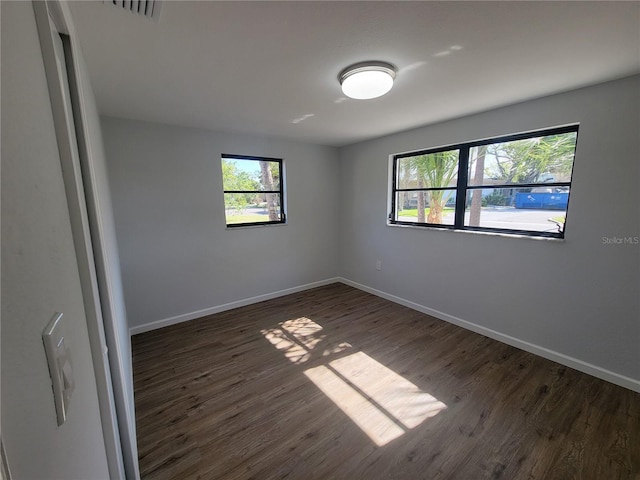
[{"left": 105, "top": 0, "right": 162, "bottom": 21}]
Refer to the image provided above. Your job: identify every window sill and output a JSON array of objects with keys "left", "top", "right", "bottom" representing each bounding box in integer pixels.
[
  {"left": 225, "top": 222, "right": 287, "bottom": 230},
  {"left": 386, "top": 221, "right": 565, "bottom": 242}
]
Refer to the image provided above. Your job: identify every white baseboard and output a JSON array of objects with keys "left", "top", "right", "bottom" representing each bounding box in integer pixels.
[
  {"left": 338, "top": 277, "right": 640, "bottom": 393},
  {"left": 129, "top": 277, "right": 341, "bottom": 336},
  {"left": 129, "top": 275, "right": 639, "bottom": 393}
]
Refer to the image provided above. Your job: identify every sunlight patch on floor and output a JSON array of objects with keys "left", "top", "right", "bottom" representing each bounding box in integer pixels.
[
  {"left": 322, "top": 342, "right": 352, "bottom": 357},
  {"left": 281, "top": 317, "right": 325, "bottom": 350},
  {"left": 262, "top": 318, "right": 447, "bottom": 446},
  {"left": 304, "top": 364, "right": 405, "bottom": 446},
  {"left": 261, "top": 317, "right": 327, "bottom": 364},
  {"left": 329, "top": 351, "right": 447, "bottom": 430},
  {"left": 261, "top": 327, "right": 310, "bottom": 363}
]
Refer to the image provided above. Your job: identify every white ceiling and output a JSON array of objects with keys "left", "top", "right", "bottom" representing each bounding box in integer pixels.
[{"left": 69, "top": 1, "right": 640, "bottom": 147}]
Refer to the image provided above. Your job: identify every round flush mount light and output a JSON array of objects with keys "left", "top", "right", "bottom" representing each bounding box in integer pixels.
[{"left": 339, "top": 61, "right": 396, "bottom": 100}]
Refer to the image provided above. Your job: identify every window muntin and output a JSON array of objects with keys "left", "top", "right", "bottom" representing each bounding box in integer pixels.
[
  {"left": 390, "top": 126, "right": 578, "bottom": 238},
  {"left": 221, "top": 154, "right": 285, "bottom": 227}
]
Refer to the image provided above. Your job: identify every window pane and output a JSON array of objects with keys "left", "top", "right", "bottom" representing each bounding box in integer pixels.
[
  {"left": 222, "top": 158, "right": 280, "bottom": 191},
  {"left": 222, "top": 159, "right": 259, "bottom": 191},
  {"left": 395, "top": 190, "right": 456, "bottom": 225},
  {"left": 397, "top": 150, "right": 459, "bottom": 189},
  {"left": 224, "top": 193, "right": 281, "bottom": 224},
  {"left": 256, "top": 160, "right": 281, "bottom": 191},
  {"left": 464, "top": 187, "right": 569, "bottom": 233},
  {"left": 468, "top": 132, "right": 577, "bottom": 186}
]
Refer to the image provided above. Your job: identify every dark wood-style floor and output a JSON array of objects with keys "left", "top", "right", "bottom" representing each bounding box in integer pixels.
[{"left": 132, "top": 283, "right": 640, "bottom": 480}]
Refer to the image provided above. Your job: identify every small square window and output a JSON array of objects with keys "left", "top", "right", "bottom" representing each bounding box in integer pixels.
[{"left": 221, "top": 154, "right": 285, "bottom": 227}]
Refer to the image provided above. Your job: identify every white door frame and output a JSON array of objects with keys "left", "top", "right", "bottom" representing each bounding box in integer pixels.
[{"left": 33, "top": 1, "right": 138, "bottom": 478}]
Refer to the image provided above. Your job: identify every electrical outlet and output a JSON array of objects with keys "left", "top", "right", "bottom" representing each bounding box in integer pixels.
[{"left": 376, "top": 260, "right": 382, "bottom": 270}]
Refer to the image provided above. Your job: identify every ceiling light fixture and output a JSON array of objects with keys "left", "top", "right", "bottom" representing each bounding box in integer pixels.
[{"left": 339, "top": 61, "right": 396, "bottom": 100}]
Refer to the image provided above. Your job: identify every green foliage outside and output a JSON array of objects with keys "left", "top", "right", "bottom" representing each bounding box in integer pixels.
[
  {"left": 222, "top": 159, "right": 260, "bottom": 214},
  {"left": 225, "top": 213, "right": 269, "bottom": 224},
  {"left": 397, "top": 131, "right": 576, "bottom": 224},
  {"left": 485, "top": 133, "right": 577, "bottom": 185},
  {"left": 481, "top": 191, "right": 509, "bottom": 207},
  {"left": 222, "top": 158, "right": 281, "bottom": 223},
  {"left": 403, "top": 150, "right": 458, "bottom": 223}
]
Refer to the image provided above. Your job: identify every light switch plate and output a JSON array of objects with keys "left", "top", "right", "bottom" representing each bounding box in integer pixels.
[{"left": 42, "top": 312, "right": 75, "bottom": 426}]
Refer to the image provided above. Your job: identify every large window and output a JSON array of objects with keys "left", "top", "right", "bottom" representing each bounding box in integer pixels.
[
  {"left": 221, "top": 154, "right": 285, "bottom": 227},
  {"left": 390, "top": 125, "right": 578, "bottom": 238}
]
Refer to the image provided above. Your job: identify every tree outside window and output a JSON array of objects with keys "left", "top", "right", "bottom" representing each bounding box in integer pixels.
[
  {"left": 391, "top": 126, "right": 578, "bottom": 238},
  {"left": 221, "top": 155, "right": 285, "bottom": 227}
]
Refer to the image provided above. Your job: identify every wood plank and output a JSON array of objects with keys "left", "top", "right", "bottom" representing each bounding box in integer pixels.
[{"left": 133, "top": 283, "right": 640, "bottom": 479}]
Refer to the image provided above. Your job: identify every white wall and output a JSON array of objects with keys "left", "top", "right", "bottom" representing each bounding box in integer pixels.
[
  {"left": 101, "top": 117, "right": 341, "bottom": 331},
  {"left": 1, "top": 1, "right": 110, "bottom": 478},
  {"left": 339, "top": 75, "right": 640, "bottom": 386}
]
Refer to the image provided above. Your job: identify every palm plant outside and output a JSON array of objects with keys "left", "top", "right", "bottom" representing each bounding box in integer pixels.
[
  {"left": 398, "top": 131, "right": 576, "bottom": 227},
  {"left": 404, "top": 151, "right": 458, "bottom": 223}
]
